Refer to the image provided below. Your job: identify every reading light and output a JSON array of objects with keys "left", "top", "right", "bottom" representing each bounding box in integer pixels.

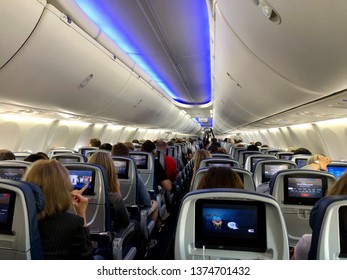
[{"left": 257, "top": 0, "right": 281, "bottom": 24}]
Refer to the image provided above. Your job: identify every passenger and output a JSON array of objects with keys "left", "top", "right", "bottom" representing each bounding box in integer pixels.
[
  {"left": 0, "top": 149, "right": 15, "bottom": 160},
  {"left": 111, "top": 142, "right": 159, "bottom": 222},
  {"left": 246, "top": 144, "right": 259, "bottom": 151},
  {"left": 292, "top": 171, "right": 347, "bottom": 259},
  {"left": 87, "top": 151, "right": 142, "bottom": 256},
  {"left": 196, "top": 166, "right": 244, "bottom": 190},
  {"left": 36, "top": 152, "right": 49, "bottom": 160},
  {"left": 189, "top": 149, "right": 212, "bottom": 192},
  {"left": 141, "top": 140, "right": 172, "bottom": 193},
  {"left": 24, "top": 153, "right": 47, "bottom": 162},
  {"left": 99, "top": 143, "right": 112, "bottom": 151},
  {"left": 89, "top": 138, "right": 101, "bottom": 148},
  {"left": 156, "top": 139, "right": 178, "bottom": 182},
  {"left": 301, "top": 154, "right": 331, "bottom": 171},
  {"left": 293, "top": 147, "right": 312, "bottom": 155},
  {"left": 22, "top": 159, "right": 94, "bottom": 260},
  {"left": 124, "top": 141, "right": 135, "bottom": 151}
]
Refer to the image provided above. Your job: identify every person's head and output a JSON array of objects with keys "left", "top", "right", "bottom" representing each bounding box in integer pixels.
[
  {"left": 23, "top": 159, "right": 72, "bottom": 221},
  {"left": 293, "top": 148, "right": 312, "bottom": 155},
  {"left": 141, "top": 140, "right": 156, "bottom": 155},
  {"left": 112, "top": 142, "right": 130, "bottom": 156},
  {"left": 255, "top": 141, "right": 262, "bottom": 147},
  {"left": 247, "top": 144, "right": 259, "bottom": 151},
  {"left": 292, "top": 234, "right": 312, "bottom": 260},
  {"left": 88, "top": 151, "right": 119, "bottom": 192},
  {"left": 36, "top": 152, "right": 49, "bottom": 160},
  {"left": 196, "top": 166, "right": 244, "bottom": 190},
  {"left": 306, "top": 154, "right": 331, "bottom": 171},
  {"left": 24, "top": 153, "right": 47, "bottom": 163},
  {"left": 0, "top": 149, "right": 15, "bottom": 160},
  {"left": 132, "top": 139, "right": 140, "bottom": 144},
  {"left": 156, "top": 139, "right": 167, "bottom": 151},
  {"left": 193, "top": 149, "right": 212, "bottom": 173},
  {"left": 99, "top": 143, "right": 112, "bottom": 151},
  {"left": 124, "top": 142, "right": 135, "bottom": 151},
  {"left": 326, "top": 172, "right": 347, "bottom": 196},
  {"left": 89, "top": 138, "right": 101, "bottom": 147}
]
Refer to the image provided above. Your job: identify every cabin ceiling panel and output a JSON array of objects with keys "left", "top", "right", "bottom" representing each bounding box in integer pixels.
[
  {"left": 216, "top": 0, "right": 347, "bottom": 94},
  {"left": 0, "top": 0, "right": 45, "bottom": 68},
  {"left": 213, "top": 2, "right": 327, "bottom": 131}
]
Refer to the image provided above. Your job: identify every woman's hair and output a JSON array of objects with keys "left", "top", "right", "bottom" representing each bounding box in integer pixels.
[
  {"left": 193, "top": 149, "right": 212, "bottom": 176},
  {"left": 196, "top": 166, "right": 244, "bottom": 190},
  {"left": 23, "top": 159, "right": 72, "bottom": 220},
  {"left": 326, "top": 172, "right": 347, "bottom": 196},
  {"left": 88, "top": 151, "right": 120, "bottom": 193}
]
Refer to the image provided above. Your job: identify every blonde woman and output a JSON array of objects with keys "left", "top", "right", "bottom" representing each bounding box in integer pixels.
[
  {"left": 189, "top": 149, "right": 212, "bottom": 192},
  {"left": 23, "top": 159, "right": 94, "bottom": 260}
]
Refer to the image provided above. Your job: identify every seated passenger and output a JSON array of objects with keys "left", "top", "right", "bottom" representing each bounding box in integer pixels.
[
  {"left": 87, "top": 152, "right": 142, "bottom": 254},
  {"left": 0, "top": 149, "right": 15, "bottom": 160},
  {"left": 99, "top": 143, "right": 112, "bottom": 152},
  {"left": 156, "top": 139, "right": 178, "bottom": 182},
  {"left": 23, "top": 159, "right": 94, "bottom": 260},
  {"left": 189, "top": 149, "right": 212, "bottom": 192},
  {"left": 24, "top": 153, "right": 47, "bottom": 162},
  {"left": 293, "top": 147, "right": 312, "bottom": 155},
  {"left": 111, "top": 142, "right": 158, "bottom": 221},
  {"left": 89, "top": 138, "right": 101, "bottom": 148},
  {"left": 301, "top": 154, "right": 331, "bottom": 171},
  {"left": 196, "top": 166, "right": 244, "bottom": 190}
]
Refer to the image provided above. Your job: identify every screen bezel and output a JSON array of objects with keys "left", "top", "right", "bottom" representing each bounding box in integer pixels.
[
  {"left": 113, "top": 159, "right": 130, "bottom": 179},
  {"left": 129, "top": 154, "right": 148, "bottom": 170},
  {"left": 67, "top": 167, "right": 96, "bottom": 196},
  {"left": 261, "top": 163, "right": 290, "bottom": 183},
  {"left": 0, "top": 189, "right": 16, "bottom": 235},
  {"left": 283, "top": 174, "right": 328, "bottom": 206},
  {"left": 195, "top": 199, "right": 267, "bottom": 252},
  {"left": 0, "top": 166, "right": 27, "bottom": 181}
]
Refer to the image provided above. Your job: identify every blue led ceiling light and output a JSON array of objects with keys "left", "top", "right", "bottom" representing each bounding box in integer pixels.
[{"left": 75, "top": 0, "right": 211, "bottom": 105}]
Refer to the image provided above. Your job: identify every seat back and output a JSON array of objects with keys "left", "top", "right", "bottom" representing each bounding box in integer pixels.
[
  {"left": 51, "top": 153, "right": 87, "bottom": 163},
  {"left": 111, "top": 156, "right": 138, "bottom": 207},
  {"left": 64, "top": 162, "right": 137, "bottom": 259},
  {"left": 0, "top": 179, "right": 44, "bottom": 260},
  {"left": 129, "top": 151, "right": 155, "bottom": 193},
  {"left": 199, "top": 158, "right": 240, "bottom": 169},
  {"left": 175, "top": 189, "right": 289, "bottom": 259},
  {"left": 238, "top": 151, "right": 263, "bottom": 168},
  {"left": 291, "top": 154, "right": 311, "bottom": 168},
  {"left": 0, "top": 162, "right": 29, "bottom": 181},
  {"left": 269, "top": 169, "right": 336, "bottom": 247},
  {"left": 327, "top": 161, "right": 347, "bottom": 180},
  {"left": 276, "top": 152, "right": 294, "bottom": 160},
  {"left": 191, "top": 167, "right": 255, "bottom": 192},
  {"left": 308, "top": 195, "right": 347, "bottom": 259},
  {"left": 47, "top": 148, "right": 76, "bottom": 158},
  {"left": 13, "top": 152, "right": 32, "bottom": 161},
  {"left": 211, "top": 153, "right": 234, "bottom": 159},
  {"left": 244, "top": 154, "right": 277, "bottom": 173},
  {"left": 253, "top": 159, "right": 297, "bottom": 191}
]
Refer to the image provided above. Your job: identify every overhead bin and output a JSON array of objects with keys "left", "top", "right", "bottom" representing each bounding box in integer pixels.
[
  {"left": 0, "top": 0, "right": 46, "bottom": 68},
  {"left": 0, "top": 3, "right": 200, "bottom": 134}
]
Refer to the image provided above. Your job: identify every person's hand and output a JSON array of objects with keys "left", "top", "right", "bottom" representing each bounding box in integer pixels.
[{"left": 71, "top": 183, "right": 89, "bottom": 226}]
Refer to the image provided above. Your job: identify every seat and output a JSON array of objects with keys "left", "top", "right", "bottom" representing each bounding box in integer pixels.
[
  {"left": 291, "top": 154, "right": 311, "bottom": 168},
  {"left": 64, "top": 163, "right": 137, "bottom": 260},
  {"left": 253, "top": 159, "right": 297, "bottom": 193},
  {"left": 211, "top": 153, "right": 234, "bottom": 159},
  {"left": 190, "top": 166, "right": 256, "bottom": 192},
  {"left": 238, "top": 150, "right": 263, "bottom": 168},
  {"left": 174, "top": 189, "right": 289, "bottom": 259},
  {"left": 47, "top": 147, "right": 76, "bottom": 158},
  {"left": 129, "top": 151, "right": 155, "bottom": 194},
  {"left": 244, "top": 154, "right": 277, "bottom": 173},
  {"left": 231, "top": 147, "right": 247, "bottom": 161},
  {"left": 13, "top": 152, "right": 32, "bottom": 161},
  {"left": 308, "top": 195, "right": 347, "bottom": 260},
  {"left": 111, "top": 156, "right": 157, "bottom": 257},
  {"left": 0, "top": 163, "right": 29, "bottom": 181},
  {"left": 269, "top": 169, "right": 336, "bottom": 247},
  {"left": 276, "top": 151, "right": 294, "bottom": 160},
  {"left": 327, "top": 161, "right": 347, "bottom": 180},
  {"left": 199, "top": 158, "right": 240, "bottom": 169},
  {"left": 0, "top": 179, "right": 44, "bottom": 259},
  {"left": 266, "top": 149, "right": 284, "bottom": 156},
  {"left": 51, "top": 153, "right": 87, "bottom": 163},
  {"left": 78, "top": 146, "right": 99, "bottom": 157}
]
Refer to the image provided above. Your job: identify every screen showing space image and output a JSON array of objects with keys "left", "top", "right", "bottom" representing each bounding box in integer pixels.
[
  {"left": 262, "top": 164, "right": 289, "bottom": 183},
  {"left": 113, "top": 160, "right": 129, "bottom": 179},
  {"left": 0, "top": 167, "right": 26, "bottom": 180},
  {"left": 130, "top": 154, "right": 148, "bottom": 169},
  {"left": 327, "top": 166, "right": 347, "bottom": 180}
]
